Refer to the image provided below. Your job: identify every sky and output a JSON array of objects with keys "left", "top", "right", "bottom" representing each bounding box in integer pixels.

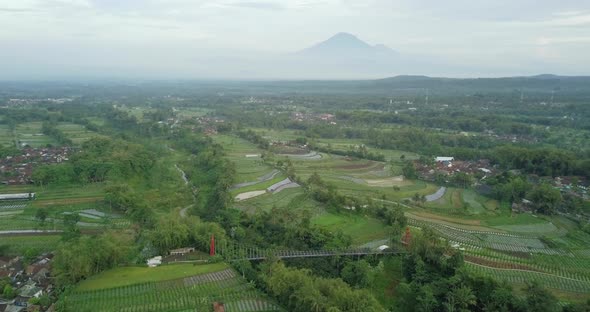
[{"left": 1, "top": 0, "right": 590, "bottom": 79}]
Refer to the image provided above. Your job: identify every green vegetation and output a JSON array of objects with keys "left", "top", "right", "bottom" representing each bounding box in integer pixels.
[{"left": 76, "top": 263, "right": 229, "bottom": 291}]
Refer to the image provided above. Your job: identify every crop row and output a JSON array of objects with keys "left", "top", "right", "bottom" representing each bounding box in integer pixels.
[
  {"left": 68, "top": 283, "right": 279, "bottom": 312},
  {"left": 465, "top": 262, "right": 590, "bottom": 293},
  {"left": 408, "top": 219, "right": 566, "bottom": 255},
  {"left": 0, "top": 202, "right": 28, "bottom": 210}
]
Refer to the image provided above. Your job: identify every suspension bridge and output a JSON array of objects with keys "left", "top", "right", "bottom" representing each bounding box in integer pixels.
[{"left": 214, "top": 241, "right": 406, "bottom": 261}]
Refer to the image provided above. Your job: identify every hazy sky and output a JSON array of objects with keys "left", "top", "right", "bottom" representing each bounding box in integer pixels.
[{"left": 1, "top": 0, "right": 590, "bottom": 79}]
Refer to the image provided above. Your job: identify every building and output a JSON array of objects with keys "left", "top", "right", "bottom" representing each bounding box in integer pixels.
[
  {"left": 435, "top": 157, "right": 454, "bottom": 162},
  {"left": 169, "top": 247, "right": 195, "bottom": 256},
  {"left": 18, "top": 283, "right": 43, "bottom": 299},
  {"left": 147, "top": 256, "right": 162, "bottom": 267},
  {"left": 0, "top": 193, "right": 35, "bottom": 201}
]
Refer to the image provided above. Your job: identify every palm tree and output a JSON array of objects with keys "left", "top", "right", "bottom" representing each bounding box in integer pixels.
[{"left": 445, "top": 285, "right": 476, "bottom": 312}]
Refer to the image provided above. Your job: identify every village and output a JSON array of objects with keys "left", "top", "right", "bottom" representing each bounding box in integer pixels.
[
  {"left": 0, "top": 253, "right": 55, "bottom": 312},
  {"left": 414, "top": 156, "right": 589, "bottom": 215},
  {"left": 0, "top": 147, "right": 72, "bottom": 185}
]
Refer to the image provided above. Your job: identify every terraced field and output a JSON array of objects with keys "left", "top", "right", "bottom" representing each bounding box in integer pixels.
[
  {"left": 234, "top": 187, "right": 321, "bottom": 215},
  {"left": 0, "top": 234, "right": 62, "bottom": 255},
  {"left": 68, "top": 265, "right": 282, "bottom": 312},
  {"left": 56, "top": 122, "right": 102, "bottom": 145},
  {"left": 466, "top": 262, "right": 590, "bottom": 294},
  {"left": 408, "top": 216, "right": 590, "bottom": 295},
  {"left": 0, "top": 183, "right": 130, "bottom": 231},
  {"left": 213, "top": 135, "right": 275, "bottom": 183},
  {"left": 0, "top": 124, "right": 14, "bottom": 147},
  {"left": 15, "top": 122, "right": 55, "bottom": 147}
]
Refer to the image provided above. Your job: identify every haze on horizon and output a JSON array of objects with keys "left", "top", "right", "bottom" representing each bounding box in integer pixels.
[{"left": 1, "top": 0, "right": 590, "bottom": 80}]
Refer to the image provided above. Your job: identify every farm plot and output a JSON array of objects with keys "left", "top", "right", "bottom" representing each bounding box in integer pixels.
[
  {"left": 0, "top": 234, "right": 61, "bottom": 255},
  {"left": 15, "top": 122, "right": 56, "bottom": 147},
  {"left": 407, "top": 218, "right": 563, "bottom": 255},
  {"left": 31, "top": 183, "right": 105, "bottom": 208},
  {"left": 77, "top": 263, "right": 229, "bottom": 291},
  {"left": 213, "top": 135, "right": 274, "bottom": 183},
  {"left": 465, "top": 262, "right": 590, "bottom": 294},
  {"left": 231, "top": 169, "right": 280, "bottom": 190},
  {"left": 68, "top": 265, "right": 282, "bottom": 312},
  {"left": 234, "top": 188, "right": 323, "bottom": 215},
  {"left": 461, "top": 189, "right": 487, "bottom": 214},
  {"left": 0, "top": 200, "right": 29, "bottom": 211},
  {"left": 0, "top": 124, "right": 14, "bottom": 147},
  {"left": 492, "top": 222, "right": 559, "bottom": 234},
  {"left": 312, "top": 213, "right": 389, "bottom": 245},
  {"left": 230, "top": 174, "right": 287, "bottom": 196},
  {"left": 56, "top": 122, "right": 101, "bottom": 145}
]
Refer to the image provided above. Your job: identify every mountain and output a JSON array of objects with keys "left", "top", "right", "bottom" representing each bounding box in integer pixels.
[{"left": 298, "top": 32, "right": 398, "bottom": 58}]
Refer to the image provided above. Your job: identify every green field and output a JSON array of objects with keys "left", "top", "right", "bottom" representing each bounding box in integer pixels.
[
  {"left": 213, "top": 135, "right": 275, "bottom": 183},
  {"left": 77, "top": 263, "right": 229, "bottom": 291},
  {"left": 16, "top": 121, "right": 56, "bottom": 147},
  {"left": 68, "top": 263, "right": 282, "bottom": 312},
  {"left": 0, "top": 235, "right": 62, "bottom": 255},
  {"left": 56, "top": 122, "right": 102, "bottom": 145},
  {"left": 0, "top": 124, "right": 14, "bottom": 147},
  {"left": 234, "top": 188, "right": 322, "bottom": 215},
  {"left": 313, "top": 212, "right": 389, "bottom": 245}
]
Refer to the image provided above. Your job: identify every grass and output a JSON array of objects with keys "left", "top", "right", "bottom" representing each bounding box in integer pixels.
[
  {"left": 483, "top": 213, "right": 550, "bottom": 226},
  {"left": 312, "top": 212, "right": 389, "bottom": 245},
  {"left": 76, "top": 263, "right": 229, "bottom": 291}
]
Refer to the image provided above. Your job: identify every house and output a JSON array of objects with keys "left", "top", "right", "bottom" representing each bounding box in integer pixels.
[
  {"left": 377, "top": 245, "right": 390, "bottom": 252},
  {"left": 435, "top": 157, "right": 454, "bottom": 163},
  {"left": 169, "top": 247, "right": 195, "bottom": 256},
  {"left": 18, "top": 283, "right": 43, "bottom": 299},
  {"left": 31, "top": 267, "right": 50, "bottom": 284},
  {"left": 3, "top": 305, "right": 25, "bottom": 312},
  {"left": 0, "top": 256, "right": 12, "bottom": 268},
  {"left": 511, "top": 199, "right": 534, "bottom": 214},
  {"left": 147, "top": 256, "right": 162, "bottom": 267},
  {"left": 25, "top": 257, "right": 51, "bottom": 276},
  {"left": 13, "top": 296, "right": 30, "bottom": 308}
]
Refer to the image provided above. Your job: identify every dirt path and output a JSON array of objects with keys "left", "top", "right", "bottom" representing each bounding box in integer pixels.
[
  {"left": 175, "top": 164, "right": 189, "bottom": 186},
  {"left": 179, "top": 204, "right": 193, "bottom": 218}
]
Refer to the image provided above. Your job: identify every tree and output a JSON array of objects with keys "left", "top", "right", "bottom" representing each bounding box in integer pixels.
[
  {"left": 2, "top": 284, "right": 15, "bottom": 299},
  {"left": 402, "top": 161, "right": 417, "bottom": 179},
  {"left": 341, "top": 260, "right": 371, "bottom": 288},
  {"left": 147, "top": 214, "right": 191, "bottom": 253},
  {"left": 525, "top": 281, "right": 560, "bottom": 312},
  {"left": 35, "top": 209, "right": 48, "bottom": 225},
  {"left": 444, "top": 285, "right": 476, "bottom": 312},
  {"left": 528, "top": 183, "right": 562, "bottom": 215}
]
